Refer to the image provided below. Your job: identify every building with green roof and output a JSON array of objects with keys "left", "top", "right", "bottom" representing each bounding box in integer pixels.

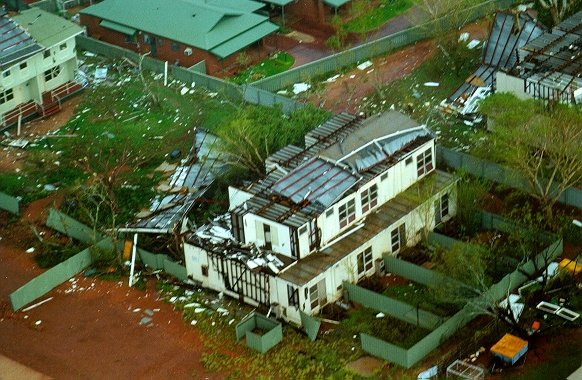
[
  {"left": 80, "top": 0, "right": 279, "bottom": 74},
  {"left": 0, "top": 8, "right": 84, "bottom": 130}
]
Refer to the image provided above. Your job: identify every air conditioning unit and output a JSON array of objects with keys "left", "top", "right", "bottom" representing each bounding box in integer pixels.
[
  {"left": 374, "top": 258, "right": 386, "bottom": 276},
  {"left": 184, "top": 47, "right": 192, "bottom": 56}
]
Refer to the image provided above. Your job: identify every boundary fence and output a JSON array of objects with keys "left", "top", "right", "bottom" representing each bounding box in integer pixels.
[
  {"left": 10, "top": 237, "right": 112, "bottom": 310},
  {"left": 437, "top": 146, "right": 582, "bottom": 210},
  {"left": 344, "top": 282, "right": 443, "bottom": 330},
  {"left": 0, "top": 191, "right": 19, "bottom": 215},
  {"left": 75, "top": 36, "right": 305, "bottom": 114},
  {"left": 10, "top": 210, "right": 189, "bottom": 310},
  {"left": 358, "top": 212, "right": 563, "bottom": 368},
  {"left": 251, "top": 0, "right": 516, "bottom": 92}
]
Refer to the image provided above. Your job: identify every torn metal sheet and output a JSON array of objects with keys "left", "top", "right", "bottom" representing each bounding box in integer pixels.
[
  {"left": 511, "top": 10, "right": 582, "bottom": 103},
  {"left": 127, "top": 129, "right": 228, "bottom": 234},
  {"left": 444, "top": 12, "right": 546, "bottom": 116}
]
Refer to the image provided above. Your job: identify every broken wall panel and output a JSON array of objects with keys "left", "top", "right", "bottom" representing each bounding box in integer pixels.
[
  {"left": 0, "top": 191, "right": 19, "bottom": 215},
  {"left": 9, "top": 238, "right": 113, "bottom": 311}
]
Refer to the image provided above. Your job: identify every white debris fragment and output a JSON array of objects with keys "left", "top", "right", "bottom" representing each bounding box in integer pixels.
[
  {"left": 190, "top": 320, "right": 197, "bottom": 325},
  {"left": 194, "top": 307, "right": 206, "bottom": 313},
  {"left": 326, "top": 74, "right": 340, "bottom": 83},
  {"left": 180, "top": 87, "right": 189, "bottom": 95},
  {"left": 424, "top": 82, "right": 439, "bottom": 87},
  {"left": 467, "top": 39, "right": 481, "bottom": 49},
  {"left": 458, "top": 32, "right": 470, "bottom": 42},
  {"left": 357, "top": 60, "right": 373, "bottom": 70},
  {"left": 376, "top": 312, "right": 385, "bottom": 318},
  {"left": 35, "top": 320, "right": 42, "bottom": 326},
  {"left": 292, "top": 82, "right": 311, "bottom": 94},
  {"left": 26, "top": 247, "right": 35, "bottom": 253}
]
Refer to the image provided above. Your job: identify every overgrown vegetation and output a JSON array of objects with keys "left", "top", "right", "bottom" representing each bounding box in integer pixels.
[
  {"left": 231, "top": 52, "right": 295, "bottom": 84},
  {"left": 343, "top": 0, "right": 414, "bottom": 34}
]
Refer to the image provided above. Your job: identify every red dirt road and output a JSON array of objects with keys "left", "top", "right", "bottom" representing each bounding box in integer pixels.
[
  {"left": 0, "top": 102, "right": 225, "bottom": 379},
  {"left": 0, "top": 233, "right": 223, "bottom": 380}
]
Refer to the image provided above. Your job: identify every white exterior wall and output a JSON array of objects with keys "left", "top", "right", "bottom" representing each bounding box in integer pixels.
[
  {"left": 496, "top": 71, "right": 530, "bottom": 100},
  {"left": 316, "top": 140, "right": 435, "bottom": 250},
  {"left": 0, "top": 36, "right": 79, "bottom": 122},
  {"left": 228, "top": 186, "right": 253, "bottom": 210},
  {"left": 243, "top": 213, "right": 293, "bottom": 257},
  {"left": 275, "top": 181, "right": 456, "bottom": 324}
]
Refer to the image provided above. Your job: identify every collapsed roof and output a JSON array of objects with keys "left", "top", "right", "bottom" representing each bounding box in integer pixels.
[
  {"left": 445, "top": 11, "right": 545, "bottom": 115},
  {"left": 125, "top": 129, "right": 228, "bottom": 234},
  {"left": 508, "top": 10, "right": 582, "bottom": 103},
  {"left": 231, "top": 111, "right": 434, "bottom": 229}
]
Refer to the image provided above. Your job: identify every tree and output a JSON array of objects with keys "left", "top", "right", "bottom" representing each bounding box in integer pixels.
[
  {"left": 480, "top": 93, "right": 582, "bottom": 219},
  {"left": 215, "top": 106, "right": 330, "bottom": 177},
  {"left": 416, "top": 0, "right": 478, "bottom": 77},
  {"left": 537, "top": 0, "right": 577, "bottom": 25}
]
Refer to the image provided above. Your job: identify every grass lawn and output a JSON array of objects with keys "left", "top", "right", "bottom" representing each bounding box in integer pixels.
[
  {"left": 355, "top": 42, "right": 484, "bottom": 150},
  {"left": 383, "top": 283, "right": 460, "bottom": 318},
  {"left": 230, "top": 52, "right": 294, "bottom": 84},
  {"left": 344, "top": 0, "right": 414, "bottom": 34}
]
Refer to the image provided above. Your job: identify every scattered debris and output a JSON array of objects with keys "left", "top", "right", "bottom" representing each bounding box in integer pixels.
[
  {"left": 94, "top": 66, "right": 108, "bottom": 83},
  {"left": 292, "top": 82, "right": 311, "bottom": 94},
  {"left": 357, "top": 61, "right": 373, "bottom": 71},
  {"left": 466, "top": 39, "right": 481, "bottom": 49}
]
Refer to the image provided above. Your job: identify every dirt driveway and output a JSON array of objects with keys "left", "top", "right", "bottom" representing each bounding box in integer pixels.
[{"left": 0, "top": 99, "right": 226, "bottom": 379}]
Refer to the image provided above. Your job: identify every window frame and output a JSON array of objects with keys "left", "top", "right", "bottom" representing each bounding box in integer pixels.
[
  {"left": 361, "top": 184, "right": 378, "bottom": 213},
  {"left": 416, "top": 148, "right": 434, "bottom": 177},
  {"left": 338, "top": 199, "right": 356, "bottom": 229},
  {"left": 357, "top": 247, "right": 373, "bottom": 277},
  {"left": 44, "top": 65, "right": 61, "bottom": 82},
  {"left": 0, "top": 89, "right": 14, "bottom": 104}
]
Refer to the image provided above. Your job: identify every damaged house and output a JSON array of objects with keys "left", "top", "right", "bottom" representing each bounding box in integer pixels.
[
  {"left": 183, "top": 111, "right": 458, "bottom": 325},
  {"left": 444, "top": 11, "right": 545, "bottom": 117},
  {"left": 496, "top": 10, "right": 582, "bottom": 103},
  {"left": 0, "top": 8, "right": 84, "bottom": 129}
]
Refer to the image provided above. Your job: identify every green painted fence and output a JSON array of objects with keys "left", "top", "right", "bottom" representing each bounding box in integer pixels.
[
  {"left": 300, "top": 311, "right": 321, "bottom": 342},
  {"left": 437, "top": 146, "right": 582, "bottom": 210},
  {"left": 0, "top": 191, "right": 19, "bottom": 215},
  {"left": 9, "top": 238, "right": 113, "bottom": 310},
  {"left": 137, "top": 248, "right": 188, "bottom": 282},
  {"left": 344, "top": 282, "right": 443, "bottom": 330},
  {"left": 383, "top": 255, "right": 467, "bottom": 289},
  {"left": 361, "top": 217, "right": 563, "bottom": 368},
  {"left": 235, "top": 312, "right": 283, "bottom": 353},
  {"left": 46, "top": 208, "right": 103, "bottom": 244}
]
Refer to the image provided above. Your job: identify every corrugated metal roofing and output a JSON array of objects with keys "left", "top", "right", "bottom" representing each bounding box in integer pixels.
[
  {"left": 237, "top": 112, "right": 435, "bottom": 228},
  {"left": 260, "top": 0, "right": 293, "bottom": 6},
  {"left": 323, "top": 0, "right": 350, "bottom": 7},
  {"left": 0, "top": 11, "right": 42, "bottom": 68},
  {"left": 81, "top": 0, "right": 278, "bottom": 58},
  {"left": 211, "top": 21, "right": 279, "bottom": 58},
  {"left": 512, "top": 10, "right": 582, "bottom": 101},
  {"left": 272, "top": 157, "right": 358, "bottom": 208},
  {"left": 446, "top": 12, "right": 545, "bottom": 111},
  {"left": 13, "top": 8, "right": 83, "bottom": 49},
  {"left": 279, "top": 170, "right": 456, "bottom": 286}
]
